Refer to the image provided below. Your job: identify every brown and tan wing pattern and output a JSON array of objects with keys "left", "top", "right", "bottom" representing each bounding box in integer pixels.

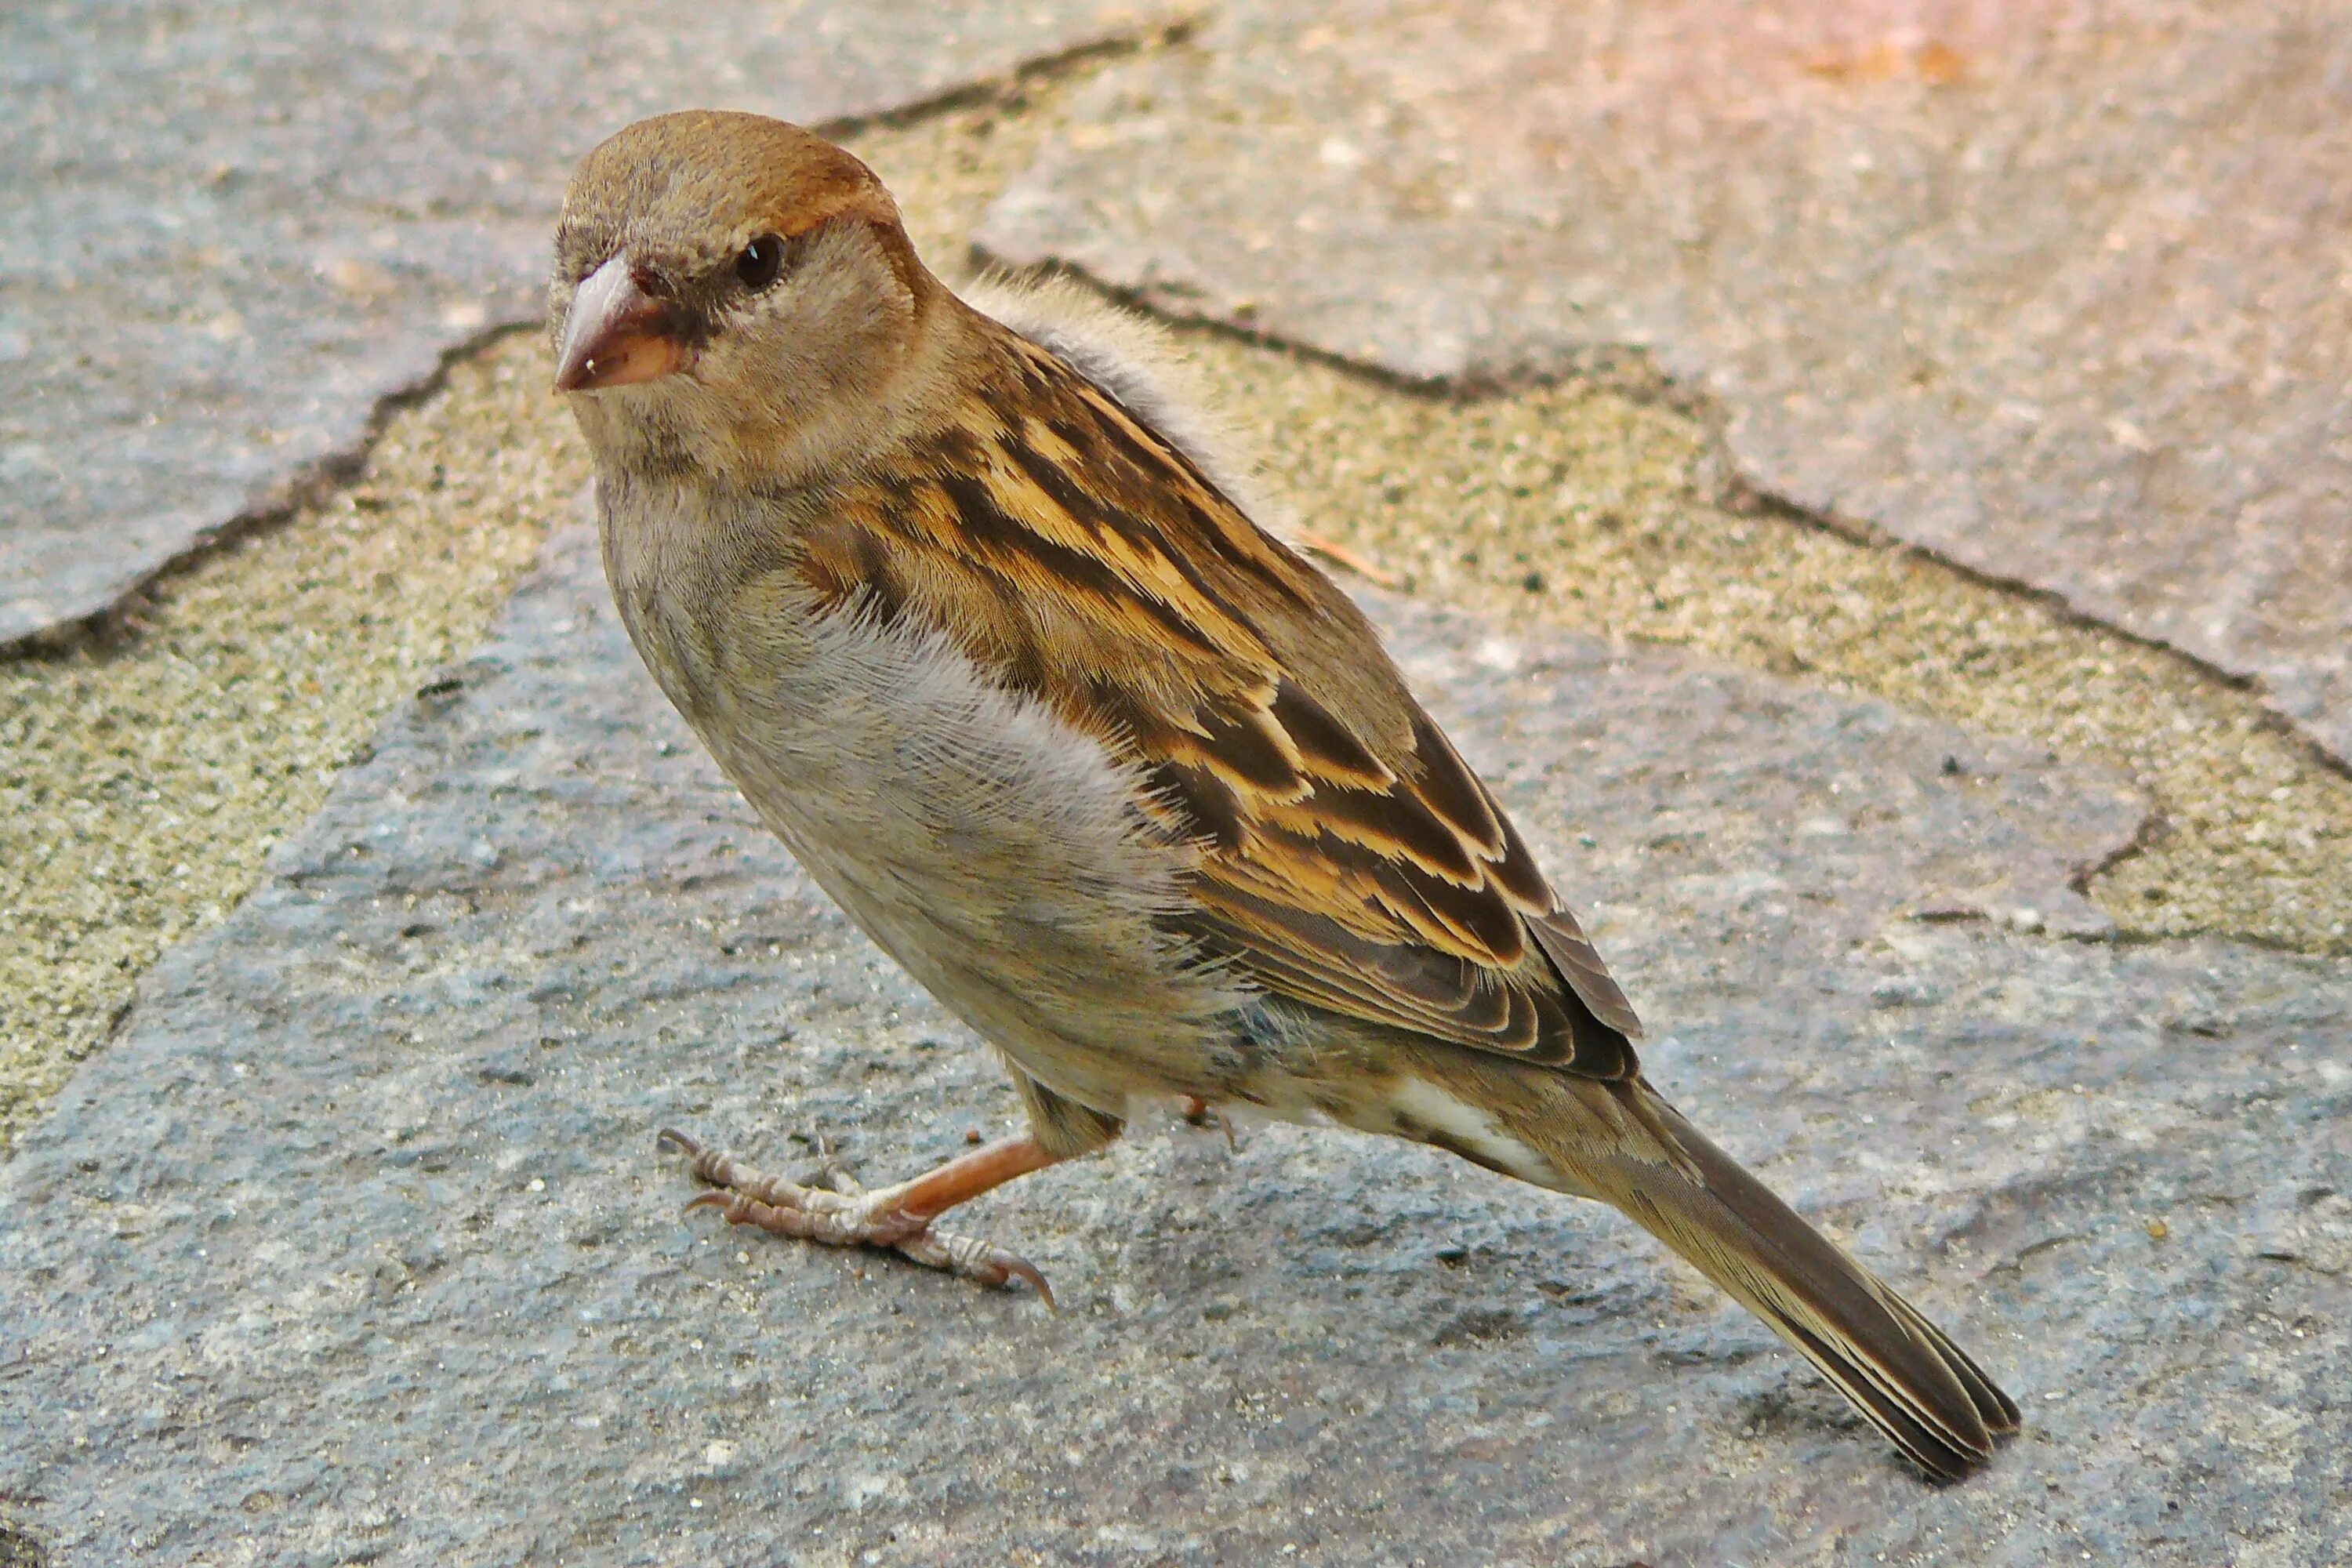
[{"left": 793, "top": 320, "right": 1641, "bottom": 1079}]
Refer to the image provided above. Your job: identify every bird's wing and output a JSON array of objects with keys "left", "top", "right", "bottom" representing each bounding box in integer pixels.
[{"left": 793, "top": 324, "right": 1642, "bottom": 1079}]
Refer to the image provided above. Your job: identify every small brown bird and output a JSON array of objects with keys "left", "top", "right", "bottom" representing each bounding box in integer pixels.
[{"left": 549, "top": 111, "right": 2020, "bottom": 1479}]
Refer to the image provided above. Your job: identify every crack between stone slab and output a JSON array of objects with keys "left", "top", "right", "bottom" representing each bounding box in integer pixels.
[
  {"left": 1711, "top": 475, "right": 2352, "bottom": 787},
  {"left": 2063, "top": 802, "right": 2165, "bottom": 939},
  {"left": 1983, "top": 1232, "right": 2091, "bottom": 1282},
  {"left": 2, "top": 317, "right": 539, "bottom": 663},
  {"left": 1660, "top": 439, "right": 2352, "bottom": 952},
  {"left": 824, "top": 16, "right": 1205, "bottom": 136},
  {"left": 975, "top": 256, "right": 1690, "bottom": 407},
  {"left": 0, "top": 17, "right": 1193, "bottom": 665}
]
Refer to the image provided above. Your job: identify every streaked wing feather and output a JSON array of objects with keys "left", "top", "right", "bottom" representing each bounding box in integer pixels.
[
  {"left": 796, "top": 317, "right": 1641, "bottom": 1080},
  {"left": 1529, "top": 905, "right": 1645, "bottom": 1040}
]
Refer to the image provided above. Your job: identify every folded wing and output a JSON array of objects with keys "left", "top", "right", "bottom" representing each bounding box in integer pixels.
[{"left": 793, "top": 321, "right": 1642, "bottom": 1080}]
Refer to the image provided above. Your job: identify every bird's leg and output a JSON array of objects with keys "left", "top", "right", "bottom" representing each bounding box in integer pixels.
[
  {"left": 658, "top": 1128, "right": 1062, "bottom": 1305},
  {"left": 1178, "top": 1095, "right": 1239, "bottom": 1152}
]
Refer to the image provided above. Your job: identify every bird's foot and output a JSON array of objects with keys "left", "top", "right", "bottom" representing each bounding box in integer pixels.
[
  {"left": 1178, "top": 1095, "right": 1239, "bottom": 1152},
  {"left": 659, "top": 1128, "right": 1056, "bottom": 1307}
]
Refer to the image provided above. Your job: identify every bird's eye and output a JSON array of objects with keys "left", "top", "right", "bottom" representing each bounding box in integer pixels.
[{"left": 734, "top": 234, "right": 786, "bottom": 292}]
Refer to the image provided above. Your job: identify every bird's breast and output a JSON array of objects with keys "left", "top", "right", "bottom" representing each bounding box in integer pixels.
[{"left": 597, "top": 482, "right": 1246, "bottom": 1109}]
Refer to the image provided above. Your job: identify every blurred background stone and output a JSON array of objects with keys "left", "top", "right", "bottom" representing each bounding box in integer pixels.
[
  {"left": 981, "top": 0, "right": 2352, "bottom": 764},
  {"left": 0, "top": 0, "right": 1174, "bottom": 644}
]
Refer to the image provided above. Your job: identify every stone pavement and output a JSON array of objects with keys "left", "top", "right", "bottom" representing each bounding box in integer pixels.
[
  {"left": 980, "top": 0, "right": 2352, "bottom": 764},
  {"left": 0, "top": 0, "right": 1173, "bottom": 646},
  {"left": 5, "top": 5, "right": 2352, "bottom": 1566},
  {"left": 5, "top": 519, "right": 2345, "bottom": 1565}
]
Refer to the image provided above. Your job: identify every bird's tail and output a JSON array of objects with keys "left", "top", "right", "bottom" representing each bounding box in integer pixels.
[{"left": 1550, "top": 1080, "right": 2020, "bottom": 1479}]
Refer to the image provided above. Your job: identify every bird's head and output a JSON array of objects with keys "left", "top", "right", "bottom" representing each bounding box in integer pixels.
[{"left": 550, "top": 111, "right": 941, "bottom": 482}]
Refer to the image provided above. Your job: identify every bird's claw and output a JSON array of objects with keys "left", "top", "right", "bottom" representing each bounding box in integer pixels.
[{"left": 662, "top": 1129, "right": 1054, "bottom": 1308}]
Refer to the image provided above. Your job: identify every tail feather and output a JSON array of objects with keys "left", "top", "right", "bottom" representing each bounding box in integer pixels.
[{"left": 1600, "top": 1091, "right": 2020, "bottom": 1481}]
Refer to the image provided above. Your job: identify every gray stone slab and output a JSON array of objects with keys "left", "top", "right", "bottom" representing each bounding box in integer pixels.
[
  {"left": 0, "top": 0, "right": 1174, "bottom": 645},
  {"left": 978, "top": 1, "right": 2352, "bottom": 764},
  {"left": 9, "top": 517, "right": 2347, "bottom": 1563}
]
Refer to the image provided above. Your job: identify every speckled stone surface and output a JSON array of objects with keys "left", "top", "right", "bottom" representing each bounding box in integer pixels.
[
  {"left": 4, "top": 518, "right": 2344, "bottom": 1565},
  {"left": 978, "top": 0, "right": 2352, "bottom": 766},
  {"left": 0, "top": 0, "right": 1171, "bottom": 645}
]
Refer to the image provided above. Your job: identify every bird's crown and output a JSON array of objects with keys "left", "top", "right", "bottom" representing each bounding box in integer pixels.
[{"left": 561, "top": 111, "right": 901, "bottom": 267}]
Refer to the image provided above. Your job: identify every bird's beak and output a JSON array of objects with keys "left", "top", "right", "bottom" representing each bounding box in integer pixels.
[{"left": 554, "top": 254, "right": 687, "bottom": 393}]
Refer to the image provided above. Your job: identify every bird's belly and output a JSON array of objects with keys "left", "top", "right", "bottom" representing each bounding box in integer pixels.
[{"left": 644, "top": 579, "right": 1247, "bottom": 1113}]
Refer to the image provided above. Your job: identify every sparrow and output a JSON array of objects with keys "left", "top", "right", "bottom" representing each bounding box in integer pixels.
[{"left": 547, "top": 111, "right": 2020, "bottom": 1480}]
